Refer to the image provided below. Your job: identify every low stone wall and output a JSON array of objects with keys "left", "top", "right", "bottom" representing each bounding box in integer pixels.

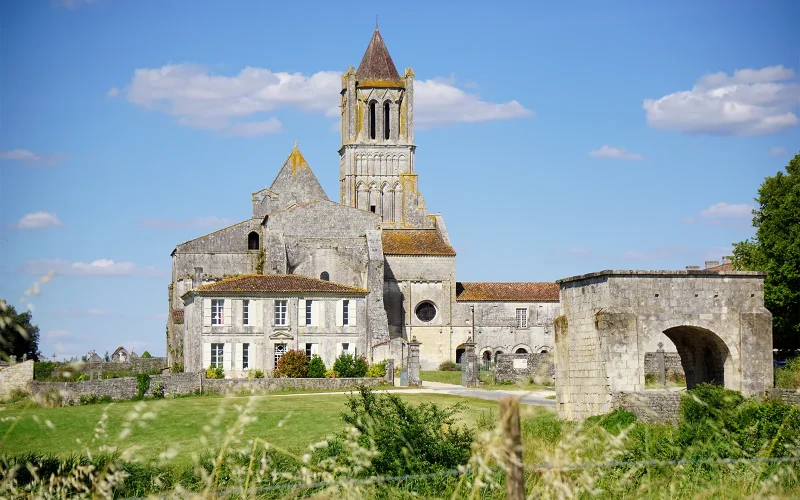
[
  {"left": 81, "top": 357, "right": 168, "bottom": 377},
  {"left": 0, "top": 361, "right": 34, "bottom": 400},
  {"left": 643, "top": 352, "right": 684, "bottom": 377},
  {"left": 765, "top": 388, "right": 800, "bottom": 405},
  {"left": 611, "top": 391, "right": 682, "bottom": 424},
  {"left": 495, "top": 353, "right": 554, "bottom": 384},
  {"left": 29, "top": 373, "right": 381, "bottom": 405}
]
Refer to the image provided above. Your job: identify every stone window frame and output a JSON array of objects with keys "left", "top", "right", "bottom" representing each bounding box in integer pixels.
[
  {"left": 343, "top": 299, "right": 350, "bottom": 326},
  {"left": 274, "top": 300, "right": 288, "bottom": 326},
  {"left": 242, "top": 299, "right": 250, "bottom": 326},
  {"left": 515, "top": 308, "right": 528, "bottom": 329},
  {"left": 211, "top": 343, "right": 224, "bottom": 368},
  {"left": 305, "top": 300, "right": 313, "bottom": 326},
  {"left": 242, "top": 343, "right": 249, "bottom": 370},
  {"left": 211, "top": 299, "right": 225, "bottom": 325}
]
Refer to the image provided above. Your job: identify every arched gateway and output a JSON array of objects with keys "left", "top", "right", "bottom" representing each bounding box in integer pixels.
[{"left": 553, "top": 270, "right": 772, "bottom": 421}]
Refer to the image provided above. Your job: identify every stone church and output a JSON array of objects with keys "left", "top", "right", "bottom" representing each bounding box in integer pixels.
[{"left": 167, "top": 28, "right": 560, "bottom": 376}]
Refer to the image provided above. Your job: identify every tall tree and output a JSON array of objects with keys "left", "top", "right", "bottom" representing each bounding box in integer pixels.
[
  {"left": 0, "top": 300, "right": 41, "bottom": 362},
  {"left": 733, "top": 153, "right": 800, "bottom": 350}
]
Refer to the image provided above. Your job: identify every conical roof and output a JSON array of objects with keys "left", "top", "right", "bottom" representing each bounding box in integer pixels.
[{"left": 356, "top": 28, "right": 401, "bottom": 82}]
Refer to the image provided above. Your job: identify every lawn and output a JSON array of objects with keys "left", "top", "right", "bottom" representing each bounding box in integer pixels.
[
  {"left": 0, "top": 392, "right": 509, "bottom": 465},
  {"left": 420, "top": 370, "right": 462, "bottom": 385},
  {"left": 420, "top": 370, "right": 555, "bottom": 392}
]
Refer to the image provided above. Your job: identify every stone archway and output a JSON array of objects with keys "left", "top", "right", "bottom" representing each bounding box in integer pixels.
[{"left": 663, "top": 325, "right": 730, "bottom": 389}]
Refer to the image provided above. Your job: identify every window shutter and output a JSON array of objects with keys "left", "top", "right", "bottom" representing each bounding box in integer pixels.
[
  {"left": 311, "top": 343, "right": 319, "bottom": 356},
  {"left": 203, "top": 299, "right": 211, "bottom": 326},
  {"left": 223, "top": 299, "right": 231, "bottom": 327},
  {"left": 335, "top": 300, "right": 343, "bottom": 326},
  {"left": 203, "top": 342, "right": 211, "bottom": 369},
  {"left": 253, "top": 300, "right": 262, "bottom": 327},
  {"left": 298, "top": 299, "right": 306, "bottom": 326},
  {"left": 234, "top": 343, "right": 242, "bottom": 371},
  {"left": 312, "top": 301, "right": 322, "bottom": 327},
  {"left": 223, "top": 343, "right": 232, "bottom": 372},
  {"left": 350, "top": 300, "right": 357, "bottom": 327}
]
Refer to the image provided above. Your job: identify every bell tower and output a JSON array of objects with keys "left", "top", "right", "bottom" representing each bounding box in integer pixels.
[{"left": 339, "top": 27, "right": 430, "bottom": 227}]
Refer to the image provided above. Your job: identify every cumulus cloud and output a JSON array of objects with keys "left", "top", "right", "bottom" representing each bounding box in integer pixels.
[
  {"left": 0, "top": 149, "right": 69, "bottom": 166},
  {"left": 768, "top": 147, "right": 788, "bottom": 157},
  {"left": 106, "top": 87, "right": 119, "bottom": 97},
  {"left": 10, "top": 212, "right": 64, "bottom": 230},
  {"left": 699, "top": 202, "right": 753, "bottom": 219},
  {"left": 137, "top": 216, "right": 234, "bottom": 230},
  {"left": 588, "top": 145, "right": 645, "bottom": 161},
  {"left": 118, "top": 63, "right": 531, "bottom": 135},
  {"left": 21, "top": 259, "right": 163, "bottom": 276},
  {"left": 643, "top": 65, "right": 800, "bottom": 136}
]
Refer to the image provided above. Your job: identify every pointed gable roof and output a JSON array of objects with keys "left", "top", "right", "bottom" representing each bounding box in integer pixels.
[
  {"left": 267, "top": 143, "right": 328, "bottom": 213},
  {"left": 356, "top": 28, "right": 401, "bottom": 83}
]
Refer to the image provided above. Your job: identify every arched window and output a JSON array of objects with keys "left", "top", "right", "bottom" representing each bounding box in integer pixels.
[
  {"left": 369, "top": 102, "right": 376, "bottom": 140},
  {"left": 383, "top": 101, "right": 390, "bottom": 140},
  {"left": 247, "top": 231, "right": 260, "bottom": 250},
  {"left": 515, "top": 347, "right": 529, "bottom": 354},
  {"left": 320, "top": 272, "right": 330, "bottom": 281}
]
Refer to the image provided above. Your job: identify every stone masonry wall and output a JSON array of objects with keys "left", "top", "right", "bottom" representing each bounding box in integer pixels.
[
  {"left": 643, "top": 352, "right": 684, "bottom": 377},
  {"left": 765, "top": 389, "right": 800, "bottom": 406},
  {"left": 612, "top": 391, "right": 682, "bottom": 424},
  {"left": 82, "top": 357, "right": 168, "bottom": 377},
  {"left": 495, "top": 353, "right": 554, "bottom": 384},
  {"left": 0, "top": 361, "right": 34, "bottom": 400},
  {"left": 29, "top": 373, "right": 381, "bottom": 405}
]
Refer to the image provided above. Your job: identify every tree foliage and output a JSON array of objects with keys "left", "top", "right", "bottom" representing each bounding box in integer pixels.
[
  {"left": 307, "top": 354, "right": 326, "bottom": 378},
  {"left": 0, "top": 300, "right": 41, "bottom": 362},
  {"left": 274, "top": 349, "right": 308, "bottom": 378},
  {"left": 733, "top": 152, "right": 800, "bottom": 349}
]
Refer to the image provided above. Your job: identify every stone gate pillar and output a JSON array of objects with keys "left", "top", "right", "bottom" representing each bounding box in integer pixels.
[
  {"left": 385, "top": 358, "right": 395, "bottom": 385},
  {"left": 656, "top": 342, "right": 666, "bottom": 387},
  {"left": 461, "top": 342, "right": 478, "bottom": 387},
  {"left": 408, "top": 337, "right": 421, "bottom": 387}
]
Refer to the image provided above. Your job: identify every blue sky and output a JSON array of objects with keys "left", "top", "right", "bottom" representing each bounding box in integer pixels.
[{"left": 1, "top": 0, "right": 798, "bottom": 359}]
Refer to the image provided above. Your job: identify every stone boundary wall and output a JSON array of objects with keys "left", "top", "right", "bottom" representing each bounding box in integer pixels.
[
  {"left": 643, "top": 352, "right": 684, "bottom": 377},
  {"left": 29, "top": 373, "right": 381, "bottom": 405},
  {"left": 0, "top": 361, "right": 34, "bottom": 400},
  {"left": 495, "top": 353, "right": 554, "bottom": 384},
  {"left": 765, "top": 388, "right": 800, "bottom": 406},
  {"left": 612, "top": 391, "right": 682, "bottom": 424},
  {"left": 81, "top": 357, "right": 168, "bottom": 376}
]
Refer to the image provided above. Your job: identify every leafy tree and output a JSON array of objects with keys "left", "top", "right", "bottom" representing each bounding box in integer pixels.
[
  {"left": 733, "top": 153, "right": 800, "bottom": 349},
  {"left": 307, "top": 354, "right": 326, "bottom": 378},
  {"left": 0, "top": 300, "right": 41, "bottom": 362},
  {"left": 140, "top": 351, "right": 152, "bottom": 358},
  {"left": 332, "top": 353, "right": 368, "bottom": 378}
]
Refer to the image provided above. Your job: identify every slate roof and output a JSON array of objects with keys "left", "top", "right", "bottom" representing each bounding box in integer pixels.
[
  {"left": 195, "top": 274, "right": 369, "bottom": 295},
  {"left": 456, "top": 282, "right": 560, "bottom": 302},
  {"left": 382, "top": 229, "right": 456, "bottom": 256},
  {"left": 356, "top": 29, "right": 401, "bottom": 82}
]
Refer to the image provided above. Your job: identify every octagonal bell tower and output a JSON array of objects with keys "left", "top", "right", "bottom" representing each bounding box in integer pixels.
[{"left": 339, "top": 27, "right": 430, "bottom": 228}]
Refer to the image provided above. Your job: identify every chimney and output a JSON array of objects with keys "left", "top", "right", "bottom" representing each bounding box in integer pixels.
[
  {"left": 193, "top": 267, "right": 203, "bottom": 288},
  {"left": 722, "top": 256, "right": 732, "bottom": 265},
  {"left": 704, "top": 260, "right": 720, "bottom": 269},
  {"left": 686, "top": 266, "right": 701, "bottom": 270}
]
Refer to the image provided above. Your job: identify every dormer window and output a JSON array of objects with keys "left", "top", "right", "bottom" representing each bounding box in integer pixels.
[
  {"left": 248, "top": 231, "right": 260, "bottom": 250},
  {"left": 384, "top": 102, "right": 390, "bottom": 140}
]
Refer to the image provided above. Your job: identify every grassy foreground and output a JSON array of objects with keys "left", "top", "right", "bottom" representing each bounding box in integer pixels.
[{"left": 0, "top": 392, "right": 512, "bottom": 464}]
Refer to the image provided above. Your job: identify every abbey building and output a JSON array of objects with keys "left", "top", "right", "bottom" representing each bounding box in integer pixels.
[{"left": 167, "top": 29, "right": 560, "bottom": 376}]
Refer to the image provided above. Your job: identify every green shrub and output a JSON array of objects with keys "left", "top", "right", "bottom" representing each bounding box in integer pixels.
[
  {"left": 324, "top": 369, "right": 337, "bottom": 378},
  {"left": 205, "top": 366, "right": 224, "bottom": 379},
  {"left": 644, "top": 372, "right": 658, "bottom": 385},
  {"left": 152, "top": 381, "right": 165, "bottom": 399},
  {"left": 275, "top": 350, "right": 308, "bottom": 378},
  {"left": 438, "top": 360, "right": 458, "bottom": 371},
  {"left": 586, "top": 408, "right": 637, "bottom": 435},
  {"left": 366, "top": 360, "right": 386, "bottom": 378},
  {"left": 171, "top": 362, "right": 183, "bottom": 374},
  {"left": 247, "top": 369, "right": 265, "bottom": 379},
  {"left": 307, "top": 355, "right": 326, "bottom": 378},
  {"left": 332, "top": 353, "right": 369, "bottom": 378},
  {"left": 775, "top": 356, "right": 800, "bottom": 388},
  {"left": 136, "top": 374, "right": 150, "bottom": 399},
  {"left": 140, "top": 351, "right": 152, "bottom": 358},
  {"left": 79, "top": 394, "right": 113, "bottom": 405},
  {"left": 324, "top": 386, "right": 475, "bottom": 476}
]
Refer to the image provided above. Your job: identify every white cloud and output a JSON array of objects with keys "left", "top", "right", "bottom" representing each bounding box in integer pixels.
[
  {"left": 588, "top": 145, "right": 645, "bottom": 161},
  {"left": 46, "top": 329, "right": 73, "bottom": 339},
  {"left": 137, "top": 216, "right": 234, "bottom": 230},
  {"left": 768, "top": 147, "right": 788, "bottom": 157},
  {"left": 643, "top": 65, "right": 800, "bottom": 136},
  {"left": 0, "top": 149, "right": 69, "bottom": 166},
  {"left": 21, "top": 259, "right": 163, "bottom": 276},
  {"left": 106, "top": 87, "right": 119, "bottom": 97},
  {"left": 119, "top": 63, "right": 531, "bottom": 135},
  {"left": 11, "top": 212, "right": 64, "bottom": 230},
  {"left": 699, "top": 202, "right": 753, "bottom": 219}
]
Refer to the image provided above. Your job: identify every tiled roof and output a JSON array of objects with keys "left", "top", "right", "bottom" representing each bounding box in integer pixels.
[
  {"left": 196, "top": 274, "right": 369, "bottom": 295},
  {"left": 382, "top": 229, "right": 456, "bottom": 256},
  {"left": 456, "top": 282, "right": 560, "bottom": 302},
  {"left": 706, "top": 263, "right": 734, "bottom": 271},
  {"left": 356, "top": 29, "right": 401, "bottom": 82}
]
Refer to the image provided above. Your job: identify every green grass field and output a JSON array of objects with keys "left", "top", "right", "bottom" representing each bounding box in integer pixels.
[
  {"left": 0, "top": 392, "right": 517, "bottom": 465},
  {"left": 420, "top": 370, "right": 554, "bottom": 392}
]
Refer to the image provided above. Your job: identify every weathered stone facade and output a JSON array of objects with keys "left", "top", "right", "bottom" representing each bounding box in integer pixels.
[
  {"left": 0, "top": 360, "right": 34, "bottom": 400},
  {"left": 495, "top": 353, "right": 554, "bottom": 384},
  {"left": 555, "top": 270, "right": 773, "bottom": 421}
]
